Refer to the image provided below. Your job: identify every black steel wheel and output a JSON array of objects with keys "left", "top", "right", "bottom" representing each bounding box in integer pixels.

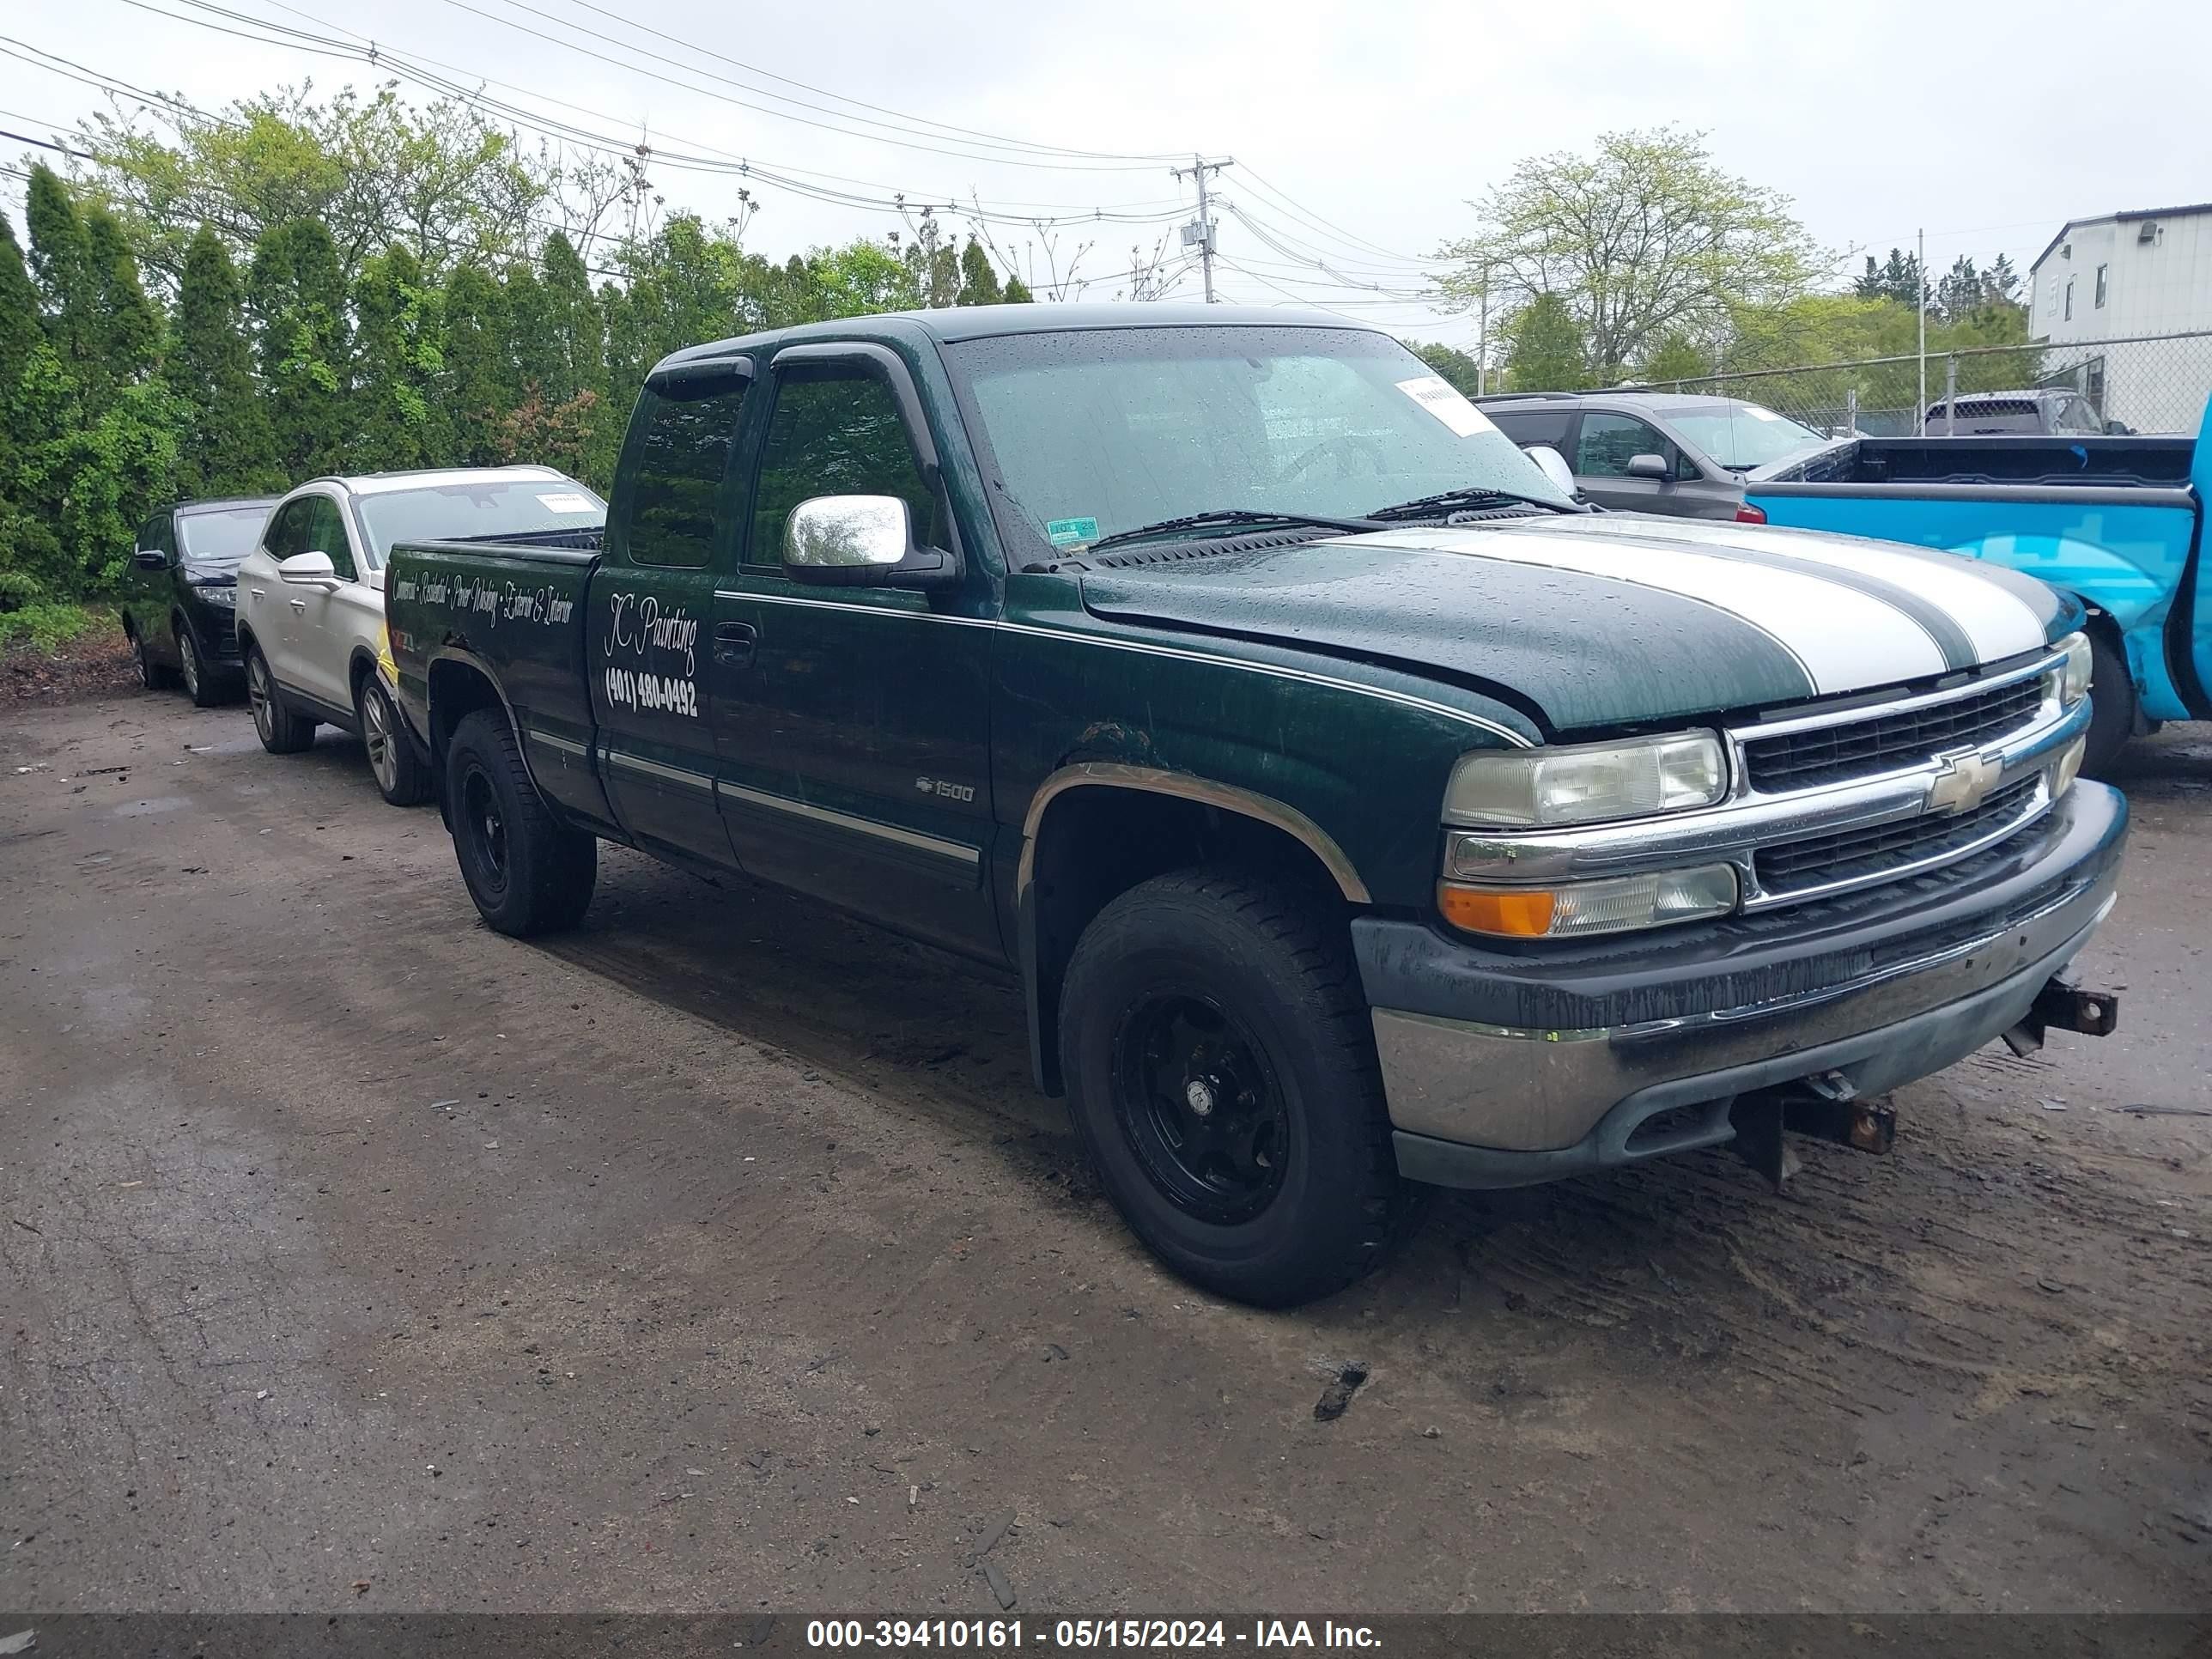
[
  {"left": 444, "top": 708, "right": 596, "bottom": 936},
  {"left": 1111, "top": 991, "right": 1291, "bottom": 1226},
  {"left": 1058, "top": 868, "right": 1421, "bottom": 1308}
]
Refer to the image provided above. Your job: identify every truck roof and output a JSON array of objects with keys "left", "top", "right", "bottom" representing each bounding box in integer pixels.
[{"left": 650, "top": 301, "right": 1371, "bottom": 378}]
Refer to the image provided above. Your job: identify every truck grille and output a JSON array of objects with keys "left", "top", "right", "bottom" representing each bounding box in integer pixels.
[
  {"left": 1741, "top": 677, "right": 2045, "bottom": 793},
  {"left": 1753, "top": 775, "right": 2042, "bottom": 896}
]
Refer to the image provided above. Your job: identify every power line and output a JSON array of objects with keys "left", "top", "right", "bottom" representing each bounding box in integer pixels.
[
  {"left": 493, "top": 0, "right": 1184, "bottom": 165},
  {"left": 429, "top": 0, "right": 1165, "bottom": 172},
  {"left": 115, "top": 1, "right": 1198, "bottom": 226}
]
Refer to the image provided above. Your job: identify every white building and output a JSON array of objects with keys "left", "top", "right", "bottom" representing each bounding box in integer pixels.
[{"left": 2029, "top": 203, "right": 2212, "bottom": 432}]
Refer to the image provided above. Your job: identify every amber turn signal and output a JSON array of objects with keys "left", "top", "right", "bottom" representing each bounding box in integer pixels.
[{"left": 1436, "top": 884, "right": 1557, "bottom": 938}]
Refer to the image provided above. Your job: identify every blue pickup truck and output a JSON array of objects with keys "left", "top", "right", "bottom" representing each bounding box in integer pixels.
[{"left": 1744, "top": 395, "right": 2210, "bottom": 773}]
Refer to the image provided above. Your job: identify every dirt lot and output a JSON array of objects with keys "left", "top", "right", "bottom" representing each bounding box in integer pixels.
[{"left": 2, "top": 690, "right": 2207, "bottom": 1616}]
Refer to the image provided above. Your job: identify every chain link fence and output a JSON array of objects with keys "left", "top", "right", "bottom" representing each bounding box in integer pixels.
[{"left": 1637, "top": 329, "right": 2212, "bottom": 437}]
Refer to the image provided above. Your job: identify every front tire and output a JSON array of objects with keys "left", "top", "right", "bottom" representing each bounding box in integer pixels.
[
  {"left": 446, "top": 708, "right": 596, "bottom": 936},
  {"left": 2081, "top": 629, "right": 2135, "bottom": 778},
  {"left": 177, "top": 622, "right": 226, "bottom": 708},
  {"left": 358, "top": 673, "right": 432, "bottom": 806},
  {"left": 1057, "top": 868, "right": 1419, "bottom": 1308},
  {"left": 246, "top": 644, "right": 317, "bottom": 754}
]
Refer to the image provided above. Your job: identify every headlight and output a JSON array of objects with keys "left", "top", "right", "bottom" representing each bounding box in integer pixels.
[
  {"left": 1438, "top": 864, "right": 1739, "bottom": 939},
  {"left": 1444, "top": 732, "right": 1727, "bottom": 828},
  {"left": 2051, "top": 632, "right": 2093, "bottom": 706},
  {"left": 192, "top": 583, "right": 236, "bottom": 605}
]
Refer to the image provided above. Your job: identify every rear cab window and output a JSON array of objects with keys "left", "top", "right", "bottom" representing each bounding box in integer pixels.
[{"left": 611, "top": 380, "right": 752, "bottom": 568}]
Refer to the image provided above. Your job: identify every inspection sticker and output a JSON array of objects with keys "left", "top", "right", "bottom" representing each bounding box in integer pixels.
[
  {"left": 1046, "top": 516, "right": 1100, "bottom": 547},
  {"left": 1395, "top": 374, "right": 1496, "bottom": 438},
  {"left": 537, "top": 491, "right": 599, "bottom": 514}
]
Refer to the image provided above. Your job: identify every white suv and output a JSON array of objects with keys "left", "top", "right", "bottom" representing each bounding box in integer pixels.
[{"left": 236, "top": 466, "right": 605, "bottom": 804}]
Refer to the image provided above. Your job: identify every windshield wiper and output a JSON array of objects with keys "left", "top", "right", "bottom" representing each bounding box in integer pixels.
[
  {"left": 1087, "top": 507, "right": 1384, "bottom": 552},
  {"left": 1366, "top": 486, "right": 1580, "bottom": 522}
]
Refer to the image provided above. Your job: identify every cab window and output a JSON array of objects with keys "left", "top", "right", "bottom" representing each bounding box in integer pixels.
[
  {"left": 137, "top": 512, "right": 174, "bottom": 563},
  {"left": 615, "top": 380, "right": 750, "bottom": 568},
  {"left": 750, "top": 366, "right": 940, "bottom": 568}
]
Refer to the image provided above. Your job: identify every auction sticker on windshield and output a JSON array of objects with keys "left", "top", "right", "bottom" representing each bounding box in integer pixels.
[
  {"left": 537, "top": 492, "right": 599, "bottom": 514},
  {"left": 1047, "top": 516, "right": 1099, "bottom": 547},
  {"left": 1395, "top": 374, "right": 1496, "bottom": 439}
]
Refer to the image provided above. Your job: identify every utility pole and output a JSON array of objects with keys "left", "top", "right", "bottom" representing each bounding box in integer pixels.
[
  {"left": 1916, "top": 227, "right": 1927, "bottom": 434},
  {"left": 1476, "top": 264, "right": 1490, "bottom": 395},
  {"left": 1172, "top": 155, "right": 1232, "bottom": 301}
]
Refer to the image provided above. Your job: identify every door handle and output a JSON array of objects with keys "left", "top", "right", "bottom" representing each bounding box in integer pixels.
[
  {"left": 289, "top": 598, "right": 308, "bottom": 612},
  {"left": 714, "top": 620, "right": 757, "bottom": 666}
]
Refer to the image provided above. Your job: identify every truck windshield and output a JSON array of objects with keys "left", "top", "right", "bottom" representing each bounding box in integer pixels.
[
  {"left": 1666, "top": 403, "right": 1827, "bottom": 471},
  {"left": 945, "top": 325, "right": 1571, "bottom": 556},
  {"left": 354, "top": 479, "right": 606, "bottom": 565},
  {"left": 175, "top": 505, "right": 274, "bottom": 571}
]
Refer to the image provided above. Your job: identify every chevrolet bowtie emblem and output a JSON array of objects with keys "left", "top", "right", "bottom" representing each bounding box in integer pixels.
[{"left": 1926, "top": 748, "right": 2004, "bottom": 816}]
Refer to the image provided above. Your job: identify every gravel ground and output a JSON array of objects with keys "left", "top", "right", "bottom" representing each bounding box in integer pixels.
[{"left": 2, "top": 688, "right": 2207, "bottom": 1616}]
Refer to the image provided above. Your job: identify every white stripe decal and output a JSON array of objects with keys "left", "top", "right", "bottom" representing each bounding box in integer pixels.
[
  {"left": 1564, "top": 519, "right": 2049, "bottom": 665},
  {"left": 1370, "top": 525, "right": 1947, "bottom": 693}
]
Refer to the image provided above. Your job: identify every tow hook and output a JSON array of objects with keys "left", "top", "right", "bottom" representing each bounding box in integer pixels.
[{"left": 2002, "top": 977, "right": 2122, "bottom": 1058}]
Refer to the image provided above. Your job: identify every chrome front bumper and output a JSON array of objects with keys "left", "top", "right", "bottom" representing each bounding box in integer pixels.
[{"left": 1358, "top": 780, "right": 2127, "bottom": 1188}]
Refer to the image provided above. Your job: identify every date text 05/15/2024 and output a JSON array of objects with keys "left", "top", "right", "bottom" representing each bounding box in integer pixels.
[{"left": 805, "top": 1620, "right": 1382, "bottom": 1650}]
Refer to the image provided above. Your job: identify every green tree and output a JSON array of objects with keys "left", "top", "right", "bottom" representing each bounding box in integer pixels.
[
  {"left": 25, "top": 165, "right": 98, "bottom": 376},
  {"left": 1403, "top": 340, "right": 1483, "bottom": 395},
  {"left": 1002, "top": 273, "right": 1035, "bottom": 305},
  {"left": 0, "top": 216, "right": 39, "bottom": 401},
  {"left": 441, "top": 263, "right": 510, "bottom": 466},
  {"left": 1854, "top": 248, "right": 1923, "bottom": 307},
  {"left": 87, "top": 209, "right": 163, "bottom": 388},
  {"left": 1502, "top": 292, "right": 1589, "bottom": 392},
  {"left": 1638, "top": 331, "right": 1709, "bottom": 385},
  {"left": 249, "top": 217, "right": 351, "bottom": 478},
  {"left": 351, "top": 244, "right": 448, "bottom": 471},
  {"left": 1439, "top": 128, "right": 1820, "bottom": 382},
  {"left": 72, "top": 82, "right": 550, "bottom": 285},
  {"left": 957, "top": 239, "right": 1003, "bottom": 307},
  {"left": 167, "top": 226, "right": 284, "bottom": 499}
]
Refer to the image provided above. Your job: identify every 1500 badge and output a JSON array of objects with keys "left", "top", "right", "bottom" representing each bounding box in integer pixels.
[{"left": 915, "top": 776, "right": 975, "bottom": 802}]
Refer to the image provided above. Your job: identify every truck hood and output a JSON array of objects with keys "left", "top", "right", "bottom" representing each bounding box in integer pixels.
[{"left": 1075, "top": 514, "right": 2067, "bottom": 733}]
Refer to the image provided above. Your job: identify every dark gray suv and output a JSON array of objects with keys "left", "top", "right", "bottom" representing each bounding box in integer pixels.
[{"left": 1475, "top": 391, "right": 1835, "bottom": 520}]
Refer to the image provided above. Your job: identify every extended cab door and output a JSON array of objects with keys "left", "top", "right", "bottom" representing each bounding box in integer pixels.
[
  {"left": 711, "top": 343, "right": 1000, "bottom": 957},
  {"left": 586, "top": 362, "right": 754, "bottom": 871}
]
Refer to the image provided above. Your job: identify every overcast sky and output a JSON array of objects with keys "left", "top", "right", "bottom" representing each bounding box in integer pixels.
[{"left": 4, "top": 0, "right": 2208, "bottom": 349}]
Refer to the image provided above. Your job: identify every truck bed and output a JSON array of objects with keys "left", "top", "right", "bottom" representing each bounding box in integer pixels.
[
  {"left": 1767, "top": 433, "right": 2195, "bottom": 489},
  {"left": 385, "top": 537, "right": 612, "bottom": 827}
]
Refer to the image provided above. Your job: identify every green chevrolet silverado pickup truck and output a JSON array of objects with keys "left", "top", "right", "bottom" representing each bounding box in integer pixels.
[{"left": 386, "top": 303, "right": 2125, "bottom": 1307}]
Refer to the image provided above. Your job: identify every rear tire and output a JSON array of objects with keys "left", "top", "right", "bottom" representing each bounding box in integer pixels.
[
  {"left": 133, "top": 630, "right": 174, "bottom": 691},
  {"left": 2081, "top": 629, "right": 2135, "bottom": 778},
  {"left": 446, "top": 708, "right": 596, "bottom": 936},
  {"left": 246, "top": 644, "right": 316, "bottom": 754},
  {"left": 1057, "top": 868, "right": 1421, "bottom": 1308},
  {"left": 358, "top": 672, "right": 432, "bottom": 806}
]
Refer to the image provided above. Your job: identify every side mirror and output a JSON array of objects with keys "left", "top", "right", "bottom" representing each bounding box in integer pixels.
[
  {"left": 278, "top": 550, "right": 337, "bottom": 585},
  {"left": 783, "top": 495, "right": 959, "bottom": 589},
  {"left": 133, "top": 549, "right": 167, "bottom": 571},
  {"left": 1626, "top": 453, "right": 1672, "bottom": 481},
  {"left": 1522, "top": 445, "right": 1577, "bottom": 498}
]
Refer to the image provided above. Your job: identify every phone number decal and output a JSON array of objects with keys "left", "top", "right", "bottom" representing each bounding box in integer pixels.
[{"left": 604, "top": 665, "right": 698, "bottom": 718}]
